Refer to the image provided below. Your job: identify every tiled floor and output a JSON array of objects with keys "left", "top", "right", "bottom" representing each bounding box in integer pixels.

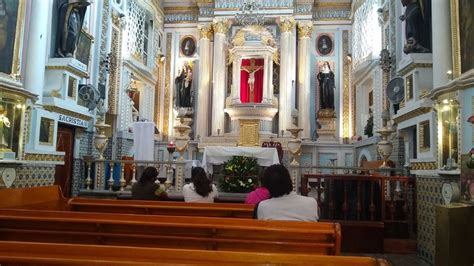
[{"left": 351, "top": 254, "right": 431, "bottom": 266}]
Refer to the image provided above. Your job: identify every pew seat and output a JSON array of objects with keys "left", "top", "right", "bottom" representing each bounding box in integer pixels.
[
  {"left": 0, "top": 185, "right": 68, "bottom": 210},
  {"left": 0, "top": 209, "right": 341, "bottom": 255},
  {"left": 0, "top": 241, "right": 389, "bottom": 265}
]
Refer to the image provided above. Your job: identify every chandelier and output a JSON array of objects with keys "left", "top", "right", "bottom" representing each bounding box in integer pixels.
[{"left": 235, "top": 0, "right": 265, "bottom": 27}]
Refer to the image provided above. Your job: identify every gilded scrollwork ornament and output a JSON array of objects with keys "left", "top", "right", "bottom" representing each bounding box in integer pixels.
[
  {"left": 198, "top": 24, "right": 213, "bottom": 39},
  {"left": 278, "top": 16, "right": 295, "bottom": 33},
  {"left": 212, "top": 18, "right": 230, "bottom": 35},
  {"left": 297, "top": 21, "right": 313, "bottom": 39}
]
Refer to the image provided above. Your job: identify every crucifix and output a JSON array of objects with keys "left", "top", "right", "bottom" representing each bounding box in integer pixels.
[{"left": 241, "top": 58, "right": 263, "bottom": 102}]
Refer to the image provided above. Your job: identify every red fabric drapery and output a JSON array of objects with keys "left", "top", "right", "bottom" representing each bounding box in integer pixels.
[{"left": 240, "top": 59, "right": 264, "bottom": 103}]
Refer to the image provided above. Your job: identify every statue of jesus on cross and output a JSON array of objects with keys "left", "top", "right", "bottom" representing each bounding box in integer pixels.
[{"left": 241, "top": 58, "right": 263, "bottom": 103}]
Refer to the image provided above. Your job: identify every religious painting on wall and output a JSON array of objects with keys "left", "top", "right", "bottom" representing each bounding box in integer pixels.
[
  {"left": 75, "top": 30, "right": 93, "bottom": 67},
  {"left": 316, "top": 33, "right": 334, "bottom": 56},
  {"left": 451, "top": 0, "right": 474, "bottom": 77},
  {"left": 180, "top": 35, "right": 196, "bottom": 57},
  {"left": 0, "top": 0, "right": 23, "bottom": 76}
]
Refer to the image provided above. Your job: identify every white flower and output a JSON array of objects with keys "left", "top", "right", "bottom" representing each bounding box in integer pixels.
[{"left": 248, "top": 178, "right": 253, "bottom": 183}]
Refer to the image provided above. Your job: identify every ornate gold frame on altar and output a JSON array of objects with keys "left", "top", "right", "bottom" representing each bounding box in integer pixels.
[
  {"left": 239, "top": 119, "right": 259, "bottom": 146},
  {"left": 0, "top": 0, "right": 26, "bottom": 79},
  {"left": 451, "top": 0, "right": 474, "bottom": 78}
]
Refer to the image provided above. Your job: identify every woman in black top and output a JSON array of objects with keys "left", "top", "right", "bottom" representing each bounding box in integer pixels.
[{"left": 131, "top": 167, "right": 167, "bottom": 200}]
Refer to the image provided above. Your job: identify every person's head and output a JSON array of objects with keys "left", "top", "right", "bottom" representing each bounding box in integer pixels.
[
  {"left": 191, "top": 167, "right": 212, "bottom": 197},
  {"left": 263, "top": 164, "right": 293, "bottom": 198},
  {"left": 323, "top": 61, "right": 331, "bottom": 71},
  {"left": 140, "top": 167, "right": 158, "bottom": 183},
  {"left": 258, "top": 170, "right": 269, "bottom": 188}
]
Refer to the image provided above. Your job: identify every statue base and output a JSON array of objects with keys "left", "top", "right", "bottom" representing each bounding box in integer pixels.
[
  {"left": 317, "top": 117, "right": 337, "bottom": 142},
  {"left": 0, "top": 151, "right": 16, "bottom": 160}
]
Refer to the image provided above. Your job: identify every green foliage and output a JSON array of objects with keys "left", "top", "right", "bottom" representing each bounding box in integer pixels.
[
  {"left": 364, "top": 114, "right": 374, "bottom": 137},
  {"left": 218, "top": 156, "right": 259, "bottom": 193}
]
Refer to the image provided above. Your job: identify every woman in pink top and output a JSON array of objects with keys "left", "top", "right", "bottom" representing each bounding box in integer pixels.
[{"left": 245, "top": 173, "right": 270, "bottom": 204}]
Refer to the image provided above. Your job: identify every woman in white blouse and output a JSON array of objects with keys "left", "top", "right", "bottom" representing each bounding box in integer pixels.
[{"left": 182, "top": 167, "right": 218, "bottom": 203}]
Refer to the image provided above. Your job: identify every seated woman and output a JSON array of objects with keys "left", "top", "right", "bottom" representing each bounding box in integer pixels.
[
  {"left": 245, "top": 172, "right": 270, "bottom": 204},
  {"left": 255, "top": 164, "right": 318, "bottom": 221},
  {"left": 131, "top": 167, "right": 167, "bottom": 200},
  {"left": 183, "top": 167, "right": 218, "bottom": 203}
]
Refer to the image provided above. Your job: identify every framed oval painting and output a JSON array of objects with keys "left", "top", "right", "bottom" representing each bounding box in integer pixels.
[
  {"left": 316, "top": 34, "right": 334, "bottom": 56},
  {"left": 180, "top": 36, "right": 196, "bottom": 57}
]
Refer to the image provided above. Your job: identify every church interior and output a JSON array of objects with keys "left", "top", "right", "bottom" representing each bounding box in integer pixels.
[{"left": 0, "top": 0, "right": 473, "bottom": 265}]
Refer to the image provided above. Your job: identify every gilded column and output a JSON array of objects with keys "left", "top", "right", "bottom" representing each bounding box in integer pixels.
[
  {"left": 432, "top": 0, "right": 452, "bottom": 88},
  {"left": 297, "top": 21, "right": 313, "bottom": 139},
  {"left": 195, "top": 24, "right": 213, "bottom": 139},
  {"left": 278, "top": 17, "right": 296, "bottom": 137},
  {"left": 211, "top": 18, "right": 230, "bottom": 136},
  {"left": 24, "top": 0, "right": 51, "bottom": 103}
]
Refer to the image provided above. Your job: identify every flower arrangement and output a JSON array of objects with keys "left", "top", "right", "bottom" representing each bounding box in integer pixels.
[{"left": 218, "top": 156, "right": 259, "bottom": 193}]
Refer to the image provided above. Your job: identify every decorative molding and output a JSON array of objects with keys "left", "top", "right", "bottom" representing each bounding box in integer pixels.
[
  {"left": 342, "top": 30, "right": 350, "bottom": 138},
  {"left": 23, "top": 154, "right": 65, "bottom": 162},
  {"left": 163, "top": 33, "right": 172, "bottom": 140},
  {"left": 278, "top": 16, "right": 295, "bottom": 33},
  {"left": 108, "top": 9, "right": 123, "bottom": 115},
  {"left": 215, "top": 0, "right": 293, "bottom": 9},
  {"left": 154, "top": 62, "right": 163, "bottom": 131},
  {"left": 45, "top": 65, "right": 89, "bottom": 79},
  {"left": 198, "top": 24, "right": 213, "bottom": 39},
  {"left": 212, "top": 18, "right": 230, "bottom": 35},
  {"left": 393, "top": 106, "right": 431, "bottom": 124},
  {"left": 313, "top": 9, "right": 351, "bottom": 21},
  {"left": 239, "top": 119, "right": 260, "bottom": 146},
  {"left": 165, "top": 12, "right": 198, "bottom": 24},
  {"left": 199, "top": 7, "right": 214, "bottom": 17},
  {"left": 43, "top": 105, "right": 92, "bottom": 121},
  {"left": 411, "top": 161, "right": 437, "bottom": 170},
  {"left": 295, "top": 4, "right": 312, "bottom": 14},
  {"left": 450, "top": 0, "right": 461, "bottom": 78},
  {"left": 297, "top": 21, "right": 313, "bottom": 39},
  {"left": 398, "top": 63, "right": 433, "bottom": 76}
]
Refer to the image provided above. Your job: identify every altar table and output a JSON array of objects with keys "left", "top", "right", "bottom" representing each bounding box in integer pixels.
[{"left": 201, "top": 146, "right": 280, "bottom": 173}]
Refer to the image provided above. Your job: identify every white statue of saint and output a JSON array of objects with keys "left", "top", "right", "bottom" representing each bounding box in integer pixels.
[{"left": 0, "top": 105, "right": 11, "bottom": 149}]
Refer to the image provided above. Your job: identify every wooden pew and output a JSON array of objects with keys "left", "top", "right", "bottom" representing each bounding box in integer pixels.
[
  {"left": 0, "top": 209, "right": 341, "bottom": 255},
  {"left": 68, "top": 197, "right": 254, "bottom": 218},
  {"left": 0, "top": 185, "right": 68, "bottom": 210},
  {"left": 0, "top": 241, "right": 389, "bottom": 265}
]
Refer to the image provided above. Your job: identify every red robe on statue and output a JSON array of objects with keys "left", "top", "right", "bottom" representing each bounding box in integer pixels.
[{"left": 240, "top": 58, "right": 264, "bottom": 103}]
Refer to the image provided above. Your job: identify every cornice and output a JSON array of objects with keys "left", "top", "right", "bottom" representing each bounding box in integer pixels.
[{"left": 431, "top": 70, "right": 474, "bottom": 99}]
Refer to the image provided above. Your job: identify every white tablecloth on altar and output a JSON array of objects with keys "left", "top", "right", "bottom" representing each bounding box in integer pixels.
[
  {"left": 201, "top": 146, "right": 280, "bottom": 173},
  {"left": 132, "top": 122, "right": 155, "bottom": 161}
]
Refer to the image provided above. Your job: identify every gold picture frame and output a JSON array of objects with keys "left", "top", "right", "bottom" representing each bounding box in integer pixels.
[
  {"left": 419, "top": 120, "right": 430, "bottom": 152},
  {"left": 238, "top": 119, "right": 259, "bottom": 146},
  {"left": 451, "top": 0, "right": 474, "bottom": 78},
  {"left": 0, "top": 0, "right": 26, "bottom": 79}
]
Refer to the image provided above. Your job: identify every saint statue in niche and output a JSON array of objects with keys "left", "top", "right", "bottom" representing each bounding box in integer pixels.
[
  {"left": 56, "top": 0, "right": 91, "bottom": 57},
  {"left": 0, "top": 105, "right": 11, "bottom": 150},
  {"left": 174, "top": 62, "right": 193, "bottom": 108},
  {"left": 0, "top": 0, "right": 19, "bottom": 75},
  {"left": 399, "top": 0, "right": 431, "bottom": 54},
  {"left": 240, "top": 58, "right": 264, "bottom": 103},
  {"left": 317, "top": 61, "right": 335, "bottom": 110}
]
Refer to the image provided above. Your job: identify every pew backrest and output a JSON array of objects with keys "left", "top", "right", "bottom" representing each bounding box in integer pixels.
[
  {"left": 0, "top": 209, "right": 341, "bottom": 255},
  {"left": 0, "top": 241, "right": 389, "bottom": 265},
  {"left": 0, "top": 185, "right": 67, "bottom": 210},
  {"left": 68, "top": 197, "right": 254, "bottom": 218}
]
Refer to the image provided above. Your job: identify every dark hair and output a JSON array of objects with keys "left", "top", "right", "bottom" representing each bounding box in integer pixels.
[
  {"left": 191, "top": 167, "right": 212, "bottom": 197},
  {"left": 259, "top": 170, "right": 269, "bottom": 188},
  {"left": 263, "top": 164, "right": 293, "bottom": 198},
  {"left": 140, "top": 167, "right": 158, "bottom": 183}
]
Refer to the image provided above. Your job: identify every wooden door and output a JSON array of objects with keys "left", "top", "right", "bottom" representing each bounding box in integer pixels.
[{"left": 55, "top": 125, "right": 75, "bottom": 197}]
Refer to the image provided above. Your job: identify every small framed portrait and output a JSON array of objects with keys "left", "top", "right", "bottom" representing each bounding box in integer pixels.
[
  {"left": 75, "top": 29, "right": 94, "bottom": 67},
  {"left": 316, "top": 34, "right": 334, "bottom": 56},
  {"left": 180, "top": 35, "right": 196, "bottom": 57}
]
